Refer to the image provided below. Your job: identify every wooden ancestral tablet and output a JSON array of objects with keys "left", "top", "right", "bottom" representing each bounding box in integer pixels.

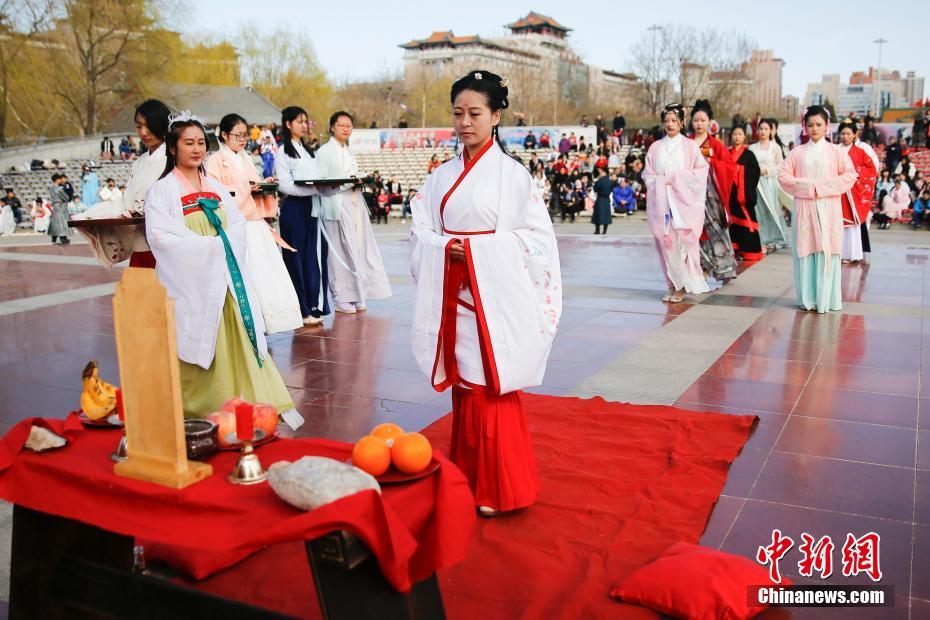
[{"left": 112, "top": 267, "right": 212, "bottom": 488}]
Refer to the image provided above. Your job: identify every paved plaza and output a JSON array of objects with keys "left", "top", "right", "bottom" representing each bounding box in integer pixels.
[{"left": 0, "top": 219, "right": 928, "bottom": 617}]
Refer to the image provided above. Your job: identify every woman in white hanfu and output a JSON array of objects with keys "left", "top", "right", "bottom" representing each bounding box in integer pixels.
[
  {"left": 643, "top": 103, "right": 710, "bottom": 303},
  {"left": 749, "top": 118, "right": 789, "bottom": 251},
  {"left": 410, "top": 70, "right": 562, "bottom": 517},
  {"left": 145, "top": 113, "right": 295, "bottom": 420},
  {"left": 205, "top": 113, "right": 303, "bottom": 334},
  {"left": 777, "top": 105, "right": 857, "bottom": 313},
  {"left": 316, "top": 111, "right": 392, "bottom": 313},
  {"left": 76, "top": 100, "right": 170, "bottom": 268}
]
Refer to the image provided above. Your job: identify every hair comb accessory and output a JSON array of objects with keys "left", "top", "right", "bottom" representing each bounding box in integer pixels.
[
  {"left": 474, "top": 72, "right": 483, "bottom": 80},
  {"left": 500, "top": 77, "right": 510, "bottom": 88},
  {"left": 167, "top": 110, "right": 206, "bottom": 129}
]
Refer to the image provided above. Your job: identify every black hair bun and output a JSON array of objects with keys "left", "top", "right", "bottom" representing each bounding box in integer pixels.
[
  {"left": 452, "top": 69, "right": 510, "bottom": 110},
  {"left": 691, "top": 99, "right": 714, "bottom": 120}
]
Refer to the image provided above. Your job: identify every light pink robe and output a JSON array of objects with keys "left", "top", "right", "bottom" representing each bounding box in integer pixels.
[
  {"left": 777, "top": 140, "right": 856, "bottom": 261},
  {"left": 643, "top": 135, "right": 709, "bottom": 292}
]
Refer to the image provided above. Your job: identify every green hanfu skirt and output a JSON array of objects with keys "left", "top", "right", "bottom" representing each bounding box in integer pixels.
[
  {"left": 178, "top": 208, "right": 294, "bottom": 419},
  {"left": 792, "top": 220, "right": 842, "bottom": 314}
]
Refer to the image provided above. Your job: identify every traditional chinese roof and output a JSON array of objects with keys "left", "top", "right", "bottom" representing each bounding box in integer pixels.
[
  {"left": 505, "top": 12, "right": 571, "bottom": 34},
  {"left": 400, "top": 31, "right": 481, "bottom": 49},
  {"left": 399, "top": 31, "right": 539, "bottom": 59}
]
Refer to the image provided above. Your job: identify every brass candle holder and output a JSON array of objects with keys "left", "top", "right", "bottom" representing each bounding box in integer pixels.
[
  {"left": 110, "top": 432, "right": 128, "bottom": 462},
  {"left": 227, "top": 439, "right": 266, "bottom": 485}
]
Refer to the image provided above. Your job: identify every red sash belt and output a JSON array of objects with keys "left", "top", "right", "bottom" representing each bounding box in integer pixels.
[
  {"left": 440, "top": 254, "right": 471, "bottom": 389},
  {"left": 430, "top": 239, "right": 501, "bottom": 395}
]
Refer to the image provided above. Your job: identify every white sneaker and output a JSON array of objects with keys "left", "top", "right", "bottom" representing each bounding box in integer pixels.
[
  {"left": 335, "top": 302, "right": 356, "bottom": 314},
  {"left": 354, "top": 303, "right": 367, "bottom": 311},
  {"left": 303, "top": 315, "right": 323, "bottom": 325}
]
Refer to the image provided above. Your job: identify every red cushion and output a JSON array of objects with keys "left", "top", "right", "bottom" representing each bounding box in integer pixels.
[{"left": 611, "top": 542, "right": 792, "bottom": 620}]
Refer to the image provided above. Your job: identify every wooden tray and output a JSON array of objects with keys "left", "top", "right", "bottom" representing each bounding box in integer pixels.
[
  {"left": 295, "top": 177, "right": 371, "bottom": 187},
  {"left": 69, "top": 217, "right": 145, "bottom": 229}
]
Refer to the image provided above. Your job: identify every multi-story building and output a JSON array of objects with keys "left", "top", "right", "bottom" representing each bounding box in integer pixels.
[
  {"left": 743, "top": 50, "right": 784, "bottom": 114},
  {"left": 676, "top": 49, "right": 784, "bottom": 117},
  {"left": 805, "top": 68, "right": 925, "bottom": 116},
  {"left": 399, "top": 11, "right": 638, "bottom": 122},
  {"left": 781, "top": 95, "right": 800, "bottom": 120}
]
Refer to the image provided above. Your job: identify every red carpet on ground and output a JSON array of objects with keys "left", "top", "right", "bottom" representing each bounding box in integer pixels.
[{"left": 186, "top": 394, "right": 756, "bottom": 619}]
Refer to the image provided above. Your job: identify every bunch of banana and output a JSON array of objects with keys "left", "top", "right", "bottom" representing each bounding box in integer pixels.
[{"left": 80, "top": 361, "right": 118, "bottom": 420}]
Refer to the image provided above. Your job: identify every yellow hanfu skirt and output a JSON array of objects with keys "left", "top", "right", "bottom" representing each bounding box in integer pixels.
[{"left": 178, "top": 208, "right": 294, "bottom": 419}]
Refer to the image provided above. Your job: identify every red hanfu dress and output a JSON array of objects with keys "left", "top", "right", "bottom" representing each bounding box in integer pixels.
[
  {"left": 410, "top": 140, "right": 562, "bottom": 511},
  {"left": 839, "top": 143, "right": 878, "bottom": 261}
]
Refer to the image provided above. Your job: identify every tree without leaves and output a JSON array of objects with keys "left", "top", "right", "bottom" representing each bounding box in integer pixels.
[{"left": 628, "top": 24, "right": 755, "bottom": 118}]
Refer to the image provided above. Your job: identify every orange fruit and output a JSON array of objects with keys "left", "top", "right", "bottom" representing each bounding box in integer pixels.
[
  {"left": 391, "top": 432, "right": 433, "bottom": 474},
  {"left": 371, "top": 423, "right": 405, "bottom": 445},
  {"left": 352, "top": 435, "right": 391, "bottom": 477}
]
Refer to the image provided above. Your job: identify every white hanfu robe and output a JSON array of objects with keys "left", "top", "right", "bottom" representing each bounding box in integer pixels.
[
  {"left": 205, "top": 144, "right": 303, "bottom": 334},
  {"left": 410, "top": 140, "right": 562, "bottom": 395},
  {"left": 75, "top": 144, "right": 167, "bottom": 266},
  {"left": 749, "top": 141, "right": 789, "bottom": 248},
  {"left": 316, "top": 139, "right": 392, "bottom": 307},
  {"left": 145, "top": 173, "right": 269, "bottom": 369},
  {"left": 643, "top": 134, "right": 710, "bottom": 294}
]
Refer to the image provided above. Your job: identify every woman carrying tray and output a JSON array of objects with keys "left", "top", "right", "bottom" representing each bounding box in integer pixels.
[
  {"left": 316, "top": 111, "right": 392, "bottom": 313},
  {"left": 205, "top": 113, "right": 302, "bottom": 333},
  {"left": 146, "top": 112, "right": 296, "bottom": 419},
  {"left": 75, "top": 100, "right": 170, "bottom": 268}
]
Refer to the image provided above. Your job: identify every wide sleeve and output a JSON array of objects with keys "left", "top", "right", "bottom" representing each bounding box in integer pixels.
[
  {"left": 741, "top": 149, "right": 761, "bottom": 208},
  {"left": 274, "top": 150, "right": 316, "bottom": 198},
  {"left": 777, "top": 150, "right": 816, "bottom": 200},
  {"left": 408, "top": 172, "right": 454, "bottom": 387},
  {"left": 813, "top": 147, "right": 857, "bottom": 198},
  {"left": 409, "top": 173, "right": 448, "bottom": 283},
  {"left": 145, "top": 180, "right": 229, "bottom": 368},
  {"left": 855, "top": 150, "right": 878, "bottom": 213},
  {"left": 464, "top": 169, "right": 562, "bottom": 394}
]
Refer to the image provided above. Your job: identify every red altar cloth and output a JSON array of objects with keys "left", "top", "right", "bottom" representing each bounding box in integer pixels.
[{"left": 0, "top": 414, "right": 475, "bottom": 593}]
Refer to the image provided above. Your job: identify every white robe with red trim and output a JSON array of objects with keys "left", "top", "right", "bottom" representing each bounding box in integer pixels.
[{"left": 409, "top": 142, "right": 562, "bottom": 396}]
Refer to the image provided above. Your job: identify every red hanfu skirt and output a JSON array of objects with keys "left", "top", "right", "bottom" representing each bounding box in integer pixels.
[
  {"left": 128, "top": 250, "right": 156, "bottom": 269},
  {"left": 450, "top": 386, "right": 538, "bottom": 511}
]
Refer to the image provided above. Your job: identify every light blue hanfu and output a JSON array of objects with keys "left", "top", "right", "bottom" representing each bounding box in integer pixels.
[{"left": 81, "top": 172, "right": 99, "bottom": 207}]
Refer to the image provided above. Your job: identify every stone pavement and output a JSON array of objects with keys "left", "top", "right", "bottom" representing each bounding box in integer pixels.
[{"left": 0, "top": 217, "right": 928, "bottom": 618}]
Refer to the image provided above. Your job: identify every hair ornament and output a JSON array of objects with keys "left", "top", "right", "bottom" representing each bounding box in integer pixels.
[
  {"left": 474, "top": 72, "right": 483, "bottom": 80},
  {"left": 167, "top": 110, "right": 206, "bottom": 129},
  {"left": 803, "top": 105, "right": 830, "bottom": 121},
  {"left": 500, "top": 77, "right": 510, "bottom": 88}
]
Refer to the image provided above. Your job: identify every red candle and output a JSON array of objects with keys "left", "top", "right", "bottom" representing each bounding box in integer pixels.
[
  {"left": 235, "top": 402, "right": 254, "bottom": 442},
  {"left": 115, "top": 387, "right": 125, "bottom": 422}
]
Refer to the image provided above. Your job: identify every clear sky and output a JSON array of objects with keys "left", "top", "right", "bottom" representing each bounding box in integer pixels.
[{"left": 185, "top": 0, "right": 929, "bottom": 102}]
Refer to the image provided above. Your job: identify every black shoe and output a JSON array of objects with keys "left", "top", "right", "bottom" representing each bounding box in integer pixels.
[{"left": 61, "top": 237, "right": 70, "bottom": 245}]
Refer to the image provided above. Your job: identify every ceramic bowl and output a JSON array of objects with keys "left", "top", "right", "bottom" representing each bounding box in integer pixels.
[{"left": 184, "top": 418, "right": 218, "bottom": 461}]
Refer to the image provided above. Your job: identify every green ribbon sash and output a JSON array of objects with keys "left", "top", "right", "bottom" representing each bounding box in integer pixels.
[{"left": 196, "top": 197, "right": 263, "bottom": 368}]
